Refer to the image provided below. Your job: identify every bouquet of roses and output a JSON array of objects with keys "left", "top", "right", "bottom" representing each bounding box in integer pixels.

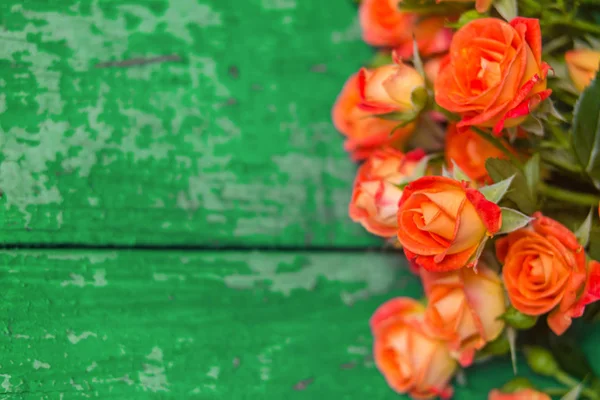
[{"left": 332, "top": 0, "right": 600, "bottom": 398}]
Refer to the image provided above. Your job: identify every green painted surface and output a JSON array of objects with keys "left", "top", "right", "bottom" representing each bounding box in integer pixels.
[
  {"left": 3, "top": 250, "right": 588, "bottom": 399},
  {"left": 0, "top": 0, "right": 378, "bottom": 247}
]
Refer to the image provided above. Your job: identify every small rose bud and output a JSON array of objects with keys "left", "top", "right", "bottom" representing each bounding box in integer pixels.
[
  {"left": 501, "top": 377, "right": 535, "bottom": 393},
  {"left": 500, "top": 306, "right": 538, "bottom": 330},
  {"left": 524, "top": 346, "right": 559, "bottom": 377},
  {"left": 358, "top": 63, "right": 426, "bottom": 114}
]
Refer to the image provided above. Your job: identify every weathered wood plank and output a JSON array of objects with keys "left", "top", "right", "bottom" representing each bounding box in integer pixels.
[
  {"left": 0, "top": 0, "right": 378, "bottom": 247},
  {"left": 3, "top": 250, "right": 593, "bottom": 398}
]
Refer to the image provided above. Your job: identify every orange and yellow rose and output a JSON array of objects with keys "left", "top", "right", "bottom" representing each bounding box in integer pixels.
[
  {"left": 565, "top": 49, "right": 600, "bottom": 92},
  {"left": 488, "top": 388, "right": 551, "bottom": 400},
  {"left": 445, "top": 123, "right": 512, "bottom": 183},
  {"left": 358, "top": 61, "right": 426, "bottom": 115},
  {"left": 397, "top": 176, "right": 502, "bottom": 271},
  {"left": 371, "top": 297, "right": 456, "bottom": 399},
  {"left": 349, "top": 148, "right": 426, "bottom": 237},
  {"left": 359, "top": 0, "right": 452, "bottom": 57},
  {"left": 332, "top": 73, "right": 414, "bottom": 160},
  {"left": 435, "top": 18, "right": 551, "bottom": 134},
  {"left": 421, "top": 264, "right": 506, "bottom": 367},
  {"left": 496, "top": 212, "right": 600, "bottom": 335}
]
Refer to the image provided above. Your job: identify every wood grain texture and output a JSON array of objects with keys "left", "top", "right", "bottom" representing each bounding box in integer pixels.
[
  {"left": 0, "top": 0, "right": 377, "bottom": 247},
  {"left": 3, "top": 250, "right": 594, "bottom": 399}
]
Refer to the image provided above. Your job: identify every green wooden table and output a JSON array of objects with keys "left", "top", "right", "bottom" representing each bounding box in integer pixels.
[{"left": 1, "top": 1, "right": 598, "bottom": 398}]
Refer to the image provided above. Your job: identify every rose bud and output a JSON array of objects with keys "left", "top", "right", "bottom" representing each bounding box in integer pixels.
[
  {"left": 332, "top": 73, "right": 415, "bottom": 160},
  {"left": 445, "top": 123, "right": 513, "bottom": 183},
  {"left": 358, "top": 61, "right": 426, "bottom": 115},
  {"left": 421, "top": 264, "right": 506, "bottom": 367},
  {"left": 488, "top": 389, "right": 550, "bottom": 400},
  {"left": 350, "top": 148, "right": 426, "bottom": 238},
  {"left": 496, "top": 212, "right": 600, "bottom": 335},
  {"left": 371, "top": 297, "right": 457, "bottom": 399},
  {"left": 396, "top": 176, "right": 502, "bottom": 272},
  {"left": 565, "top": 49, "right": 600, "bottom": 92},
  {"left": 435, "top": 18, "right": 552, "bottom": 135}
]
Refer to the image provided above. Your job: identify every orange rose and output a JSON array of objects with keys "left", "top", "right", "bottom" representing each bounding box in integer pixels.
[
  {"left": 332, "top": 73, "right": 414, "bottom": 160},
  {"left": 350, "top": 148, "right": 426, "bottom": 237},
  {"left": 565, "top": 49, "right": 600, "bottom": 92},
  {"left": 358, "top": 61, "right": 426, "bottom": 115},
  {"left": 437, "top": 0, "right": 492, "bottom": 13},
  {"left": 359, "top": 0, "right": 452, "bottom": 55},
  {"left": 371, "top": 298, "right": 456, "bottom": 399},
  {"left": 488, "top": 389, "right": 550, "bottom": 400},
  {"left": 421, "top": 264, "right": 506, "bottom": 367},
  {"left": 496, "top": 212, "right": 600, "bottom": 335},
  {"left": 435, "top": 18, "right": 552, "bottom": 135},
  {"left": 397, "top": 176, "right": 502, "bottom": 271},
  {"left": 445, "top": 123, "right": 511, "bottom": 183}
]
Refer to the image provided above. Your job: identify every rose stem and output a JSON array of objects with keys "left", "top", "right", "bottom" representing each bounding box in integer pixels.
[
  {"left": 539, "top": 182, "right": 600, "bottom": 207},
  {"left": 470, "top": 126, "right": 524, "bottom": 168},
  {"left": 553, "top": 370, "right": 600, "bottom": 400}
]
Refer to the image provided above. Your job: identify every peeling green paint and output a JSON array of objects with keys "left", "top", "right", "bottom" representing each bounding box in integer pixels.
[{"left": 0, "top": 0, "right": 375, "bottom": 246}]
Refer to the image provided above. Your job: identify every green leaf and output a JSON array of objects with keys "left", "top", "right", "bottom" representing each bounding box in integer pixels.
[
  {"left": 524, "top": 154, "right": 540, "bottom": 203},
  {"left": 446, "top": 10, "right": 486, "bottom": 29},
  {"left": 507, "top": 327, "right": 518, "bottom": 375},
  {"left": 560, "top": 382, "right": 583, "bottom": 400},
  {"left": 442, "top": 165, "right": 453, "bottom": 178},
  {"left": 519, "top": 116, "right": 544, "bottom": 137},
  {"left": 486, "top": 158, "right": 536, "bottom": 214},
  {"left": 539, "top": 98, "right": 566, "bottom": 122},
  {"left": 479, "top": 176, "right": 514, "bottom": 204},
  {"left": 450, "top": 160, "right": 470, "bottom": 182},
  {"left": 500, "top": 306, "right": 538, "bottom": 330},
  {"left": 575, "top": 208, "right": 593, "bottom": 247},
  {"left": 411, "top": 38, "right": 425, "bottom": 78},
  {"left": 494, "top": 0, "right": 518, "bottom": 20},
  {"left": 572, "top": 69, "right": 600, "bottom": 187},
  {"left": 499, "top": 208, "right": 533, "bottom": 234},
  {"left": 410, "top": 155, "right": 430, "bottom": 180},
  {"left": 480, "top": 333, "right": 510, "bottom": 356}
]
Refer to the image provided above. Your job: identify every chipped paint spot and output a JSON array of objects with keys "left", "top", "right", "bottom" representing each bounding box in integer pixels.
[
  {"left": 70, "top": 378, "right": 84, "bottom": 391},
  {"left": 61, "top": 269, "right": 107, "bottom": 287},
  {"left": 262, "top": 0, "right": 296, "bottom": 10},
  {"left": 67, "top": 331, "right": 97, "bottom": 344},
  {"left": 139, "top": 347, "right": 169, "bottom": 392},
  {"left": 14, "top": 334, "right": 30, "bottom": 339},
  {"left": 33, "top": 360, "right": 50, "bottom": 370},
  {"left": 224, "top": 253, "right": 399, "bottom": 304},
  {"left": 44, "top": 333, "right": 56, "bottom": 339},
  {"left": 153, "top": 273, "right": 185, "bottom": 282},
  {"left": 86, "top": 361, "right": 98, "bottom": 372},
  {"left": 206, "top": 367, "right": 220, "bottom": 380},
  {"left": 347, "top": 346, "right": 368, "bottom": 356},
  {"left": 0, "top": 375, "right": 12, "bottom": 391}
]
